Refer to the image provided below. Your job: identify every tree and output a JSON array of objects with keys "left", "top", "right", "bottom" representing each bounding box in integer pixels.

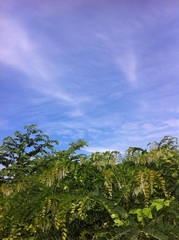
[
  {"left": 0, "top": 130, "right": 179, "bottom": 240},
  {"left": 0, "top": 124, "right": 58, "bottom": 183}
]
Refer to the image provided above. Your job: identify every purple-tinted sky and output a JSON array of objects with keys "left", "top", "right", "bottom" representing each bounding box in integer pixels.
[{"left": 0, "top": 0, "right": 179, "bottom": 152}]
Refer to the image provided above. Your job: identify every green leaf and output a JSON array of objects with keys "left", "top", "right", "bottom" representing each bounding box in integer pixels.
[
  {"left": 114, "top": 219, "right": 124, "bottom": 226},
  {"left": 143, "top": 207, "right": 153, "bottom": 219},
  {"left": 151, "top": 199, "right": 165, "bottom": 211}
]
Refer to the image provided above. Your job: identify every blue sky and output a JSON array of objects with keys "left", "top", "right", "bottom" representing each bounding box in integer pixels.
[{"left": 0, "top": 0, "right": 179, "bottom": 153}]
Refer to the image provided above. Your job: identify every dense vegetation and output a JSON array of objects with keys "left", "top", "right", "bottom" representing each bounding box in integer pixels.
[{"left": 0, "top": 125, "right": 179, "bottom": 240}]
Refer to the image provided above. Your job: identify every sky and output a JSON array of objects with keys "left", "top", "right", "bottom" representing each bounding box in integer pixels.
[{"left": 0, "top": 0, "right": 179, "bottom": 153}]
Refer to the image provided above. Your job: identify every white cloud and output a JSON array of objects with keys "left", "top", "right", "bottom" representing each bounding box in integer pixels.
[
  {"left": 164, "top": 119, "right": 179, "bottom": 128},
  {"left": 84, "top": 146, "right": 118, "bottom": 153},
  {"left": 116, "top": 51, "right": 138, "bottom": 86},
  {"left": 0, "top": 16, "right": 35, "bottom": 74},
  {"left": 0, "top": 119, "right": 8, "bottom": 130},
  {"left": 0, "top": 15, "right": 89, "bottom": 108},
  {"left": 38, "top": 116, "right": 179, "bottom": 153}
]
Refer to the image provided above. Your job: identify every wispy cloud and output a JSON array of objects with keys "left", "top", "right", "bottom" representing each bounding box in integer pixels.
[
  {"left": 164, "top": 119, "right": 179, "bottom": 128},
  {"left": 84, "top": 146, "right": 118, "bottom": 153},
  {"left": 0, "top": 119, "right": 8, "bottom": 130},
  {"left": 0, "top": 15, "right": 90, "bottom": 109},
  {"left": 94, "top": 28, "right": 139, "bottom": 88},
  {"left": 35, "top": 113, "right": 179, "bottom": 153},
  {"left": 116, "top": 51, "right": 138, "bottom": 86},
  {"left": 0, "top": 16, "right": 36, "bottom": 75}
]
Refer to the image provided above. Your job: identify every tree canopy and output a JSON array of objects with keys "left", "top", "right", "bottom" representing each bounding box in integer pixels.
[
  {"left": 0, "top": 125, "right": 179, "bottom": 240},
  {"left": 0, "top": 124, "right": 58, "bottom": 184}
]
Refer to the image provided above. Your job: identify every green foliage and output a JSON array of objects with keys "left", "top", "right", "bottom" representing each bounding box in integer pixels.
[
  {"left": 0, "top": 128, "right": 179, "bottom": 239},
  {"left": 0, "top": 124, "right": 58, "bottom": 184}
]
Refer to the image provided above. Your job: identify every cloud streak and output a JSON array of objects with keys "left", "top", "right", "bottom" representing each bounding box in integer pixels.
[
  {"left": 0, "top": 15, "right": 90, "bottom": 108},
  {"left": 116, "top": 51, "right": 138, "bottom": 86}
]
